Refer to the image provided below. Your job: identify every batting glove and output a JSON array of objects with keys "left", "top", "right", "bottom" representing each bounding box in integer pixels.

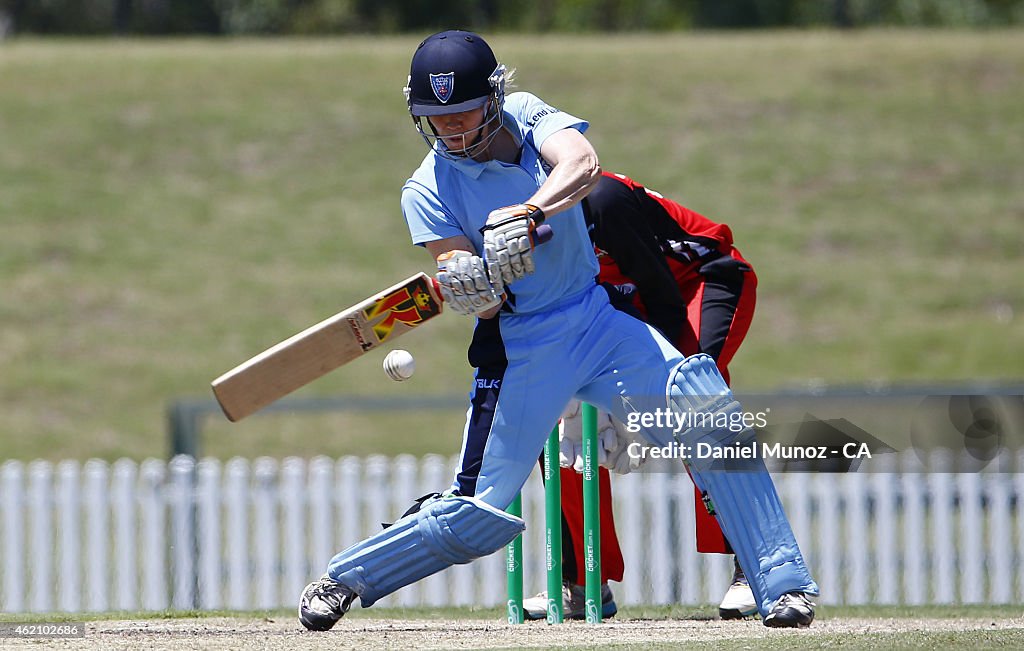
[
  {"left": 435, "top": 250, "right": 503, "bottom": 316},
  {"left": 481, "top": 203, "right": 545, "bottom": 289}
]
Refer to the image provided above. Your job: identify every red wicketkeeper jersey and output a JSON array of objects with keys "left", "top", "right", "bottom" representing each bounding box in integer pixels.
[{"left": 584, "top": 172, "right": 752, "bottom": 345}]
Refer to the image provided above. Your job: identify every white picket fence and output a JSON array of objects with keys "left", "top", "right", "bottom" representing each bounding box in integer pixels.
[{"left": 1, "top": 449, "right": 1023, "bottom": 613}]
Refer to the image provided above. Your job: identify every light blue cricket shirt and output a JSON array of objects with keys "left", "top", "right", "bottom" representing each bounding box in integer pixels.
[{"left": 401, "top": 92, "right": 600, "bottom": 315}]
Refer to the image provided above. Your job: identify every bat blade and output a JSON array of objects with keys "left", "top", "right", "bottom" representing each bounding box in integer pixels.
[{"left": 212, "top": 272, "right": 443, "bottom": 421}]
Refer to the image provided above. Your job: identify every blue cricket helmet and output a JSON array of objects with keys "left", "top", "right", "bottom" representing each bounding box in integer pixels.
[{"left": 405, "top": 30, "right": 505, "bottom": 117}]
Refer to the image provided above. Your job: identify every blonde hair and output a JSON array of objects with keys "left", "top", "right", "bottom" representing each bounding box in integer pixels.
[{"left": 501, "top": 66, "right": 517, "bottom": 91}]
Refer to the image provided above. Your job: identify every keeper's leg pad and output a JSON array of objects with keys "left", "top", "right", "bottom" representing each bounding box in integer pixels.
[
  {"left": 667, "top": 354, "right": 819, "bottom": 616},
  {"left": 326, "top": 495, "right": 524, "bottom": 607}
]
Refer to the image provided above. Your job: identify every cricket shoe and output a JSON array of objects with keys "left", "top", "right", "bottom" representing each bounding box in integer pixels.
[
  {"left": 523, "top": 581, "right": 617, "bottom": 620},
  {"left": 718, "top": 558, "right": 758, "bottom": 620},
  {"left": 299, "top": 574, "right": 356, "bottom": 631},
  {"left": 763, "top": 591, "right": 815, "bottom": 628}
]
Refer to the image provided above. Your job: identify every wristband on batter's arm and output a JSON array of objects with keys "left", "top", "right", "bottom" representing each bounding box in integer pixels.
[
  {"left": 522, "top": 203, "right": 547, "bottom": 244},
  {"left": 504, "top": 203, "right": 545, "bottom": 225}
]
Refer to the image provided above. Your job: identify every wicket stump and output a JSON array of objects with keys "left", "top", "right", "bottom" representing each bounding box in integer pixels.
[
  {"left": 505, "top": 492, "right": 524, "bottom": 624},
  {"left": 581, "top": 402, "right": 602, "bottom": 623},
  {"left": 544, "top": 424, "right": 563, "bottom": 623}
]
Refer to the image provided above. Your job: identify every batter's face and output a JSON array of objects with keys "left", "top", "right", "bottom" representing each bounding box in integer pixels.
[{"left": 427, "top": 107, "right": 488, "bottom": 155}]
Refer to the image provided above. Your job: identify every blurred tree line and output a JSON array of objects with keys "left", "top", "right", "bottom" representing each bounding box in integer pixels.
[{"left": 1, "top": 0, "right": 1023, "bottom": 36}]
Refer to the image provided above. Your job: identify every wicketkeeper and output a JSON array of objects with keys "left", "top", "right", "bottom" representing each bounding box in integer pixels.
[{"left": 523, "top": 171, "right": 760, "bottom": 620}]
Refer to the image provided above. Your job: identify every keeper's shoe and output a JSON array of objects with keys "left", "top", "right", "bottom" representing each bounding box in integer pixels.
[
  {"left": 522, "top": 582, "right": 569, "bottom": 620},
  {"left": 763, "top": 591, "right": 815, "bottom": 628},
  {"left": 718, "top": 558, "right": 758, "bottom": 620},
  {"left": 523, "top": 581, "right": 617, "bottom": 620},
  {"left": 299, "top": 574, "right": 355, "bottom": 631}
]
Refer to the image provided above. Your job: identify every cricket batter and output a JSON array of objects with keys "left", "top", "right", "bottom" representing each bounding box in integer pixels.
[
  {"left": 524, "top": 171, "right": 760, "bottom": 620},
  {"left": 299, "top": 29, "right": 818, "bottom": 630}
]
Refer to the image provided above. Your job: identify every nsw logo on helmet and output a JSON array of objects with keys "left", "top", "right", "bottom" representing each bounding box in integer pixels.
[{"left": 429, "top": 72, "right": 456, "bottom": 104}]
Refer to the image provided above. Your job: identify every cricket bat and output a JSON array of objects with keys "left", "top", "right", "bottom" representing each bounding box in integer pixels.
[
  {"left": 212, "top": 273, "right": 445, "bottom": 421},
  {"left": 212, "top": 224, "right": 552, "bottom": 422}
]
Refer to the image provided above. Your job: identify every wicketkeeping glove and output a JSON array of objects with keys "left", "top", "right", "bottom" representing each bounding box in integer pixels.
[
  {"left": 435, "top": 250, "right": 503, "bottom": 316},
  {"left": 558, "top": 399, "right": 644, "bottom": 475},
  {"left": 601, "top": 422, "right": 647, "bottom": 475},
  {"left": 481, "top": 203, "right": 546, "bottom": 289}
]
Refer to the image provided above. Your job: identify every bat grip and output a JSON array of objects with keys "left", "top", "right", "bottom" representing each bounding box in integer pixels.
[{"left": 532, "top": 223, "right": 553, "bottom": 245}]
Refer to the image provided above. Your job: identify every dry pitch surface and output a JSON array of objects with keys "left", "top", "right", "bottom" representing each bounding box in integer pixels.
[{"left": 9, "top": 615, "right": 1024, "bottom": 650}]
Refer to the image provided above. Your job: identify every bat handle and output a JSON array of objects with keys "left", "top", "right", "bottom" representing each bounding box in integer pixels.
[{"left": 532, "top": 222, "right": 553, "bottom": 245}]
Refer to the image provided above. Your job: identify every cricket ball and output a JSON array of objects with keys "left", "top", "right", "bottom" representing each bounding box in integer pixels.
[{"left": 383, "top": 349, "right": 416, "bottom": 381}]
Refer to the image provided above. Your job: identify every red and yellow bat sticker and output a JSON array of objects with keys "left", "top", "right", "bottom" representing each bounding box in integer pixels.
[{"left": 358, "top": 276, "right": 442, "bottom": 350}]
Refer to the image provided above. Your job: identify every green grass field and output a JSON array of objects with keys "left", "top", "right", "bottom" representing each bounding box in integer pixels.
[{"left": 2, "top": 31, "right": 1022, "bottom": 462}]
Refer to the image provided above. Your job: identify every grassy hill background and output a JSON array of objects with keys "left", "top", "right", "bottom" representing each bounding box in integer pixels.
[{"left": 2, "top": 31, "right": 1022, "bottom": 461}]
